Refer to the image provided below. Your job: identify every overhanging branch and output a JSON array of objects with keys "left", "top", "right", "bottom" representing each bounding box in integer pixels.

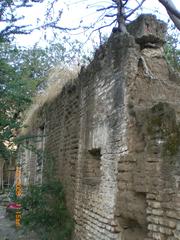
[
  {"left": 159, "top": 0, "right": 180, "bottom": 31},
  {"left": 159, "top": 0, "right": 180, "bottom": 19}
]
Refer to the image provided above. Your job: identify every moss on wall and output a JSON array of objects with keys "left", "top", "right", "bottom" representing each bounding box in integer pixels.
[{"left": 146, "top": 102, "right": 180, "bottom": 156}]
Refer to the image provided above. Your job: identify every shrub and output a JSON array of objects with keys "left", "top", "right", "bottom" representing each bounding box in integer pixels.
[{"left": 20, "top": 181, "right": 74, "bottom": 240}]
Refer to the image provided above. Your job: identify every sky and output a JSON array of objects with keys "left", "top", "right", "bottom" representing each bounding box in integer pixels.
[{"left": 14, "top": 0, "right": 180, "bottom": 48}]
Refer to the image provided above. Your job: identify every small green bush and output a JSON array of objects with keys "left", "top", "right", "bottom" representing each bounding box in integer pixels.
[{"left": 20, "top": 181, "right": 74, "bottom": 240}]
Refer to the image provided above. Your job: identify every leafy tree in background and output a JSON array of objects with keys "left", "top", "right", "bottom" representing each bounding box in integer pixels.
[
  {"left": 0, "top": 36, "right": 91, "bottom": 159},
  {"left": 0, "top": 46, "right": 36, "bottom": 159},
  {"left": 164, "top": 26, "right": 180, "bottom": 71},
  {"left": 0, "top": 42, "right": 54, "bottom": 159}
]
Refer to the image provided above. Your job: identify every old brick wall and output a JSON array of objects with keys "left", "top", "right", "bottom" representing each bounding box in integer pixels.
[
  {"left": 19, "top": 14, "right": 180, "bottom": 240},
  {"left": 44, "top": 81, "right": 80, "bottom": 214},
  {"left": 73, "top": 35, "right": 131, "bottom": 240}
]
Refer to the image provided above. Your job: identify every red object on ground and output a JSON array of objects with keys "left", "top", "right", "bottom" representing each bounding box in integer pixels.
[{"left": 7, "top": 202, "right": 21, "bottom": 209}]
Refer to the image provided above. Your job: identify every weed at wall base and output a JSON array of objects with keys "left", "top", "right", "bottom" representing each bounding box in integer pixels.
[{"left": 19, "top": 181, "right": 74, "bottom": 240}]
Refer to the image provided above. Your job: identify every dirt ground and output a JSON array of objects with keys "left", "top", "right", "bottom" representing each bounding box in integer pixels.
[{"left": 0, "top": 206, "right": 39, "bottom": 240}]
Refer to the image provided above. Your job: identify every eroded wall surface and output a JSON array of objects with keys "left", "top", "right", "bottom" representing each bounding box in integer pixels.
[
  {"left": 0, "top": 157, "right": 4, "bottom": 190},
  {"left": 19, "top": 15, "right": 180, "bottom": 240}
]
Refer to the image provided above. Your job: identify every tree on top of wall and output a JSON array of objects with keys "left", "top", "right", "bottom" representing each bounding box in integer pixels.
[
  {"left": 0, "top": 0, "right": 180, "bottom": 43},
  {"left": 82, "top": 0, "right": 180, "bottom": 34}
]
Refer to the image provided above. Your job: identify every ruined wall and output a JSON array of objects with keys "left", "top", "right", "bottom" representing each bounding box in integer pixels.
[
  {"left": 19, "top": 15, "right": 180, "bottom": 240},
  {"left": 114, "top": 16, "right": 180, "bottom": 240},
  {"left": 44, "top": 81, "right": 80, "bottom": 213},
  {"left": 0, "top": 157, "right": 4, "bottom": 190},
  {"left": 73, "top": 32, "right": 133, "bottom": 240},
  {"left": 0, "top": 156, "right": 15, "bottom": 189},
  {"left": 19, "top": 80, "right": 80, "bottom": 214}
]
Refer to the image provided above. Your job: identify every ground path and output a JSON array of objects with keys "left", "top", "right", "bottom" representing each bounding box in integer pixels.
[{"left": 0, "top": 205, "right": 39, "bottom": 240}]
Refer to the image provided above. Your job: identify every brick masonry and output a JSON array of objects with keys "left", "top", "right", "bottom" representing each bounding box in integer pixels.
[{"left": 19, "top": 15, "right": 180, "bottom": 240}]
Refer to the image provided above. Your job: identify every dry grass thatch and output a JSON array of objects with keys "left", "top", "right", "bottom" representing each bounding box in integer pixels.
[{"left": 21, "top": 66, "right": 80, "bottom": 135}]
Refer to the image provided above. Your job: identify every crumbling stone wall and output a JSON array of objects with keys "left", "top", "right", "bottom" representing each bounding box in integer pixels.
[
  {"left": 0, "top": 157, "right": 5, "bottom": 190},
  {"left": 44, "top": 81, "right": 80, "bottom": 214},
  {"left": 19, "top": 80, "right": 80, "bottom": 214},
  {"left": 19, "top": 15, "right": 180, "bottom": 240},
  {"left": 0, "top": 156, "right": 15, "bottom": 189}
]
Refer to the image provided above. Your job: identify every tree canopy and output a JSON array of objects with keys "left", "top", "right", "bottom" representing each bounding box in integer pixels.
[
  {"left": 0, "top": 44, "right": 39, "bottom": 159},
  {"left": 0, "top": 36, "right": 91, "bottom": 159}
]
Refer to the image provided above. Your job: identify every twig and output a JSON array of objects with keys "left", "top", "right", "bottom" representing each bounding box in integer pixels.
[
  {"left": 84, "top": 19, "right": 116, "bottom": 45},
  {"left": 125, "top": 0, "right": 146, "bottom": 19},
  {"left": 159, "top": 0, "right": 180, "bottom": 19},
  {"left": 105, "top": 14, "right": 117, "bottom": 17},
  {"left": 97, "top": 5, "right": 117, "bottom": 12}
]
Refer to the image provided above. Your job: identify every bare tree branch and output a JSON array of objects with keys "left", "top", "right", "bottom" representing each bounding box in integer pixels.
[
  {"left": 0, "top": 24, "right": 33, "bottom": 38},
  {"left": 15, "top": 4, "right": 33, "bottom": 8},
  {"left": 94, "top": 19, "right": 116, "bottom": 31},
  {"left": 159, "top": 0, "right": 180, "bottom": 19},
  {"left": 32, "top": 21, "right": 80, "bottom": 32},
  {"left": 125, "top": 0, "right": 146, "bottom": 19},
  {"left": 105, "top": 14, "right": 117, "bottom": 17},
  {"left": 47, "top": 25, "right": 80, "bottom": 31},
  {"left": 0, "top": 16, "right": 24, "bottom": 22},
  {"left": 97, "top": 5, "right": 116, "bottom": 12},
  {"left": 167, "top": 11, "right": 180, "bottom": 31},
  {"left": 159, "top": 0, "right": 180, "bottom": 31},
  {"left": 122, "top": 0, "right": 129, "bottom": 6},
  {"left": 84, "top": 19, "right": 116, "bottom": 44}
]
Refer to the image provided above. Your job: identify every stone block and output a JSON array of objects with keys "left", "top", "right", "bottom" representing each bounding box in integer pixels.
[{"left": 127, "top": 14, "right": 167, "bottom": 46}]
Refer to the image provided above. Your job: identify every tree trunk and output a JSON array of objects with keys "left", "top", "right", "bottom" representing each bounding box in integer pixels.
[
  {"left": 159, "top": 0, "right": 180, "bottom": 30},
  {"left": 117, "top": 0, "right": 127, "bottom": 33}
]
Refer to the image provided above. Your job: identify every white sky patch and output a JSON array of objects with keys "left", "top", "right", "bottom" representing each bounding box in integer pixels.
[{"left": 14, "top": 0, "right": 180, "bottom": 48}]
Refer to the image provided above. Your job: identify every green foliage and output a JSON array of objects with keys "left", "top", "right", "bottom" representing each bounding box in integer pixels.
[
  {"left": 8, "top": 184, "right": 19, "bottom": 202},
  {"left": 19, "top": 181, "right": 74, "bottom": 240},
  {"left": 42, "top": 36, "right": 94, "bottom": 67},
  {"left": 0, "top": 44, "right": 37, "bottom": 160},
  {"left": 164, "top": 26, "right": 180, "bottom": 71},
  {"left": 0, "top": 35, "right": 91, "bottom": 161},
  {"left": 0, "top": 43, "right": 51, "bottom": 87},
  {"left": 164, "top": 131, "right": 180, "bottom": 156}
]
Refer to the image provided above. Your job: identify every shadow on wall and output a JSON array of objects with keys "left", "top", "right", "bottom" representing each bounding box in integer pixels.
[{"left": 116, "top": 191, "right": 147, "bottom": 240}]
